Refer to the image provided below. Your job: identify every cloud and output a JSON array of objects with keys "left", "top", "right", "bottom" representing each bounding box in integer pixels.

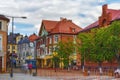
[
  {"left": 109, "top": 3, "right": 120, "bottom": 9},
  {"left": 0, "top": 0, "right": 119, "bottom": 35}
]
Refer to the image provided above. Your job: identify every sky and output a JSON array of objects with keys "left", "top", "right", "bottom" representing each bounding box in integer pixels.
[{"left": 0, "top": 0, "right": 120, "bottom": 36}]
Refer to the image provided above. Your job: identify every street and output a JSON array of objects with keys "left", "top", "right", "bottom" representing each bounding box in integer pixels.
[
  {"left": 0, "top": 73, "right": 118, "bottom": 80},
  {"left": 0, "top": 68, "right": 119, "bottom": 80}
]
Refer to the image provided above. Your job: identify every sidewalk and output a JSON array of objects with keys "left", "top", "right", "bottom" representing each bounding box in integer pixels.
[
  {"left": 0, "top": 73, "right": 54, "bottom": 80},
  {"left": 1, "top": 68, "right": 119, "bottom": 80},
  {"left": 0, "top": 73, "right": 118, "bottom": 80},
  {"left": 37, "top": 68, "right": 117, "bottom": 80}
]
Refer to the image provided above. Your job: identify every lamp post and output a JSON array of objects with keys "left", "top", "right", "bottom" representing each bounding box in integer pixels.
[
  {"left": 7, "top": 16, "right": 27, "bottom": 78},
  {"left": 34, "top": 40, "right": 37, "bottom": 76}
]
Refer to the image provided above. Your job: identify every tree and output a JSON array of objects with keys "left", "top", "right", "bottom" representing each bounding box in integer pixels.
[
  {"left": 55, "top": 41, "right": 74, "bottom": 69},
  {"left": 105, "top": 21, "right": 120, "bottom": 68},
  {"left": 78, "top": 21, "right": 120, "bottom": 70},
  {"left": 77, "top": 29, "right": 96, "bottom": 71},
  {"left": 52, "top": 52, "right": 60, "bottom": 72}
]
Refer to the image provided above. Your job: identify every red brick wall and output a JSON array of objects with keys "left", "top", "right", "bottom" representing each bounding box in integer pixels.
[{"left": 99, "top": 4, "right": 112, "bottom": 27}]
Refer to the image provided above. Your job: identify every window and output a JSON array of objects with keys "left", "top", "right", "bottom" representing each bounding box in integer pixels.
[
  {"left": 49, "top": 36, "right": 52, "bottom": 44},
  {"left": 72, "top": 28, "right": 75, "bottom": 32},
  {"left": 0, "top": 22, "right": 2, "bottom": 30},
  {"left": 0, "top": 36, "right": 2, "bottom": 51},
  {"left": 54, "top": 35, "right": 59, "bottom": 43},
  {"left": 12, "top": 45, "right": 15, "bottom": 49},
  {"left": 26, "top": 52, "right": 29, "bottom": 57}
]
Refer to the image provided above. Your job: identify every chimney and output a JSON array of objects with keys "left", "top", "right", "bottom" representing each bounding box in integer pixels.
[
  {"left": 60, "top": 17, "right": 67, "bottom": 21},
  {"left": 102, "top": 4, "right": 108, "bottom": 16}
]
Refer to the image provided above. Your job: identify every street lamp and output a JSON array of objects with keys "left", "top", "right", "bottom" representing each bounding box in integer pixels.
[
  {"left": 33, "top": 40, "right": 37, "bottom": 76},
  {"left": 6, "top": 15, "right": 27, "bottom": 78}
]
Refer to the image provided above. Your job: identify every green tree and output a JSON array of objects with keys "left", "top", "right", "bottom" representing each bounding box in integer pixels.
[
  {"left": 52, "top": 52, "right": 60, "bottom": 72},
  {"left": 77, "top": 30, "right": 96, "bottom": 71},
  {"left": 56, "top": 41, "right": 74, "bottom": 69},
  {"left": 105, "top": 21, "right": 120, "bottom": 68},
  {"left": 78, "top": 21, "right": 120, "bottom": 70}
]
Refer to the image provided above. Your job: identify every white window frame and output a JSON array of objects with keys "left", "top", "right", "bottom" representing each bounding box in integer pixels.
[{"left": 54, "top": 35, "right": 59, "bottom": 43}]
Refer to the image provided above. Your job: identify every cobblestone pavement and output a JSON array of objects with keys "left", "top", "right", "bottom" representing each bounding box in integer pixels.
[
  {"left": 0, "top": 73, "right": 52, "bottom": 80},
  {"left": 0, "top": 73, "right": 119, "bottom": 80},
  {"left": 1, "top": 68, "right": 119, "bottom": 80}
]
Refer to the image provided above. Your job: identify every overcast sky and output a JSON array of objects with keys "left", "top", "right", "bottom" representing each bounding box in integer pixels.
[{"left": 0, "top": 0, "right": 120, "bottom": 36}]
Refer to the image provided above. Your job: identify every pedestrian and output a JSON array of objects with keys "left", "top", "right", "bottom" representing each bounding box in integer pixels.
[
  {"left": 24, "top": 62, "right": 28, "bottom": 74},
  {"left": 28, "top": 62, "right": 32, "bottom": 74},
  {"left": 12, "top": 59, "right": 16, "bottom": 68},
  {"left": 87, "top": 70, "right": 90, "bottom": 76},
  {"left": 99, "top": 67, "right": 103, "bottom": 75},
  {"left": 68, "top": 63, "right": 72, "bottom": 71}
]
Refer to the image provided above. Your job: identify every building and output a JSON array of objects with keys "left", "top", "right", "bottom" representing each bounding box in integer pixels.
[
  {"left": 37, "top": 18, "right": 82, "bottom": 68},
  {"left": 28, "top": 33, "right": 39, "bottom": 60},
  {"left": 8, "top": 33, "right": 23, "bottom": 55},
  {"left": 7, "top": 33, "right": 23, "bottom": 67},
  {"left": 18, "top": 34, "right": 39, "bottom": 66},
  {"left": 18, "top": 35, "right": 30, "bottom": 64},
  {"left": 79, "top": 4, "right": 120, "bottom": 68},
  {"left": 81, "top": 4, "right": 120, "bottom": 32},
  {"left": 0, "top": 15, "right": 9, "bottom": 73}
]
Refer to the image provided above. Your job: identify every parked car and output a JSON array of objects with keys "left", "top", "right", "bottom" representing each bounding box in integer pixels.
[{"left": 114, "top": 69, "right": 120, "bottom": 78}]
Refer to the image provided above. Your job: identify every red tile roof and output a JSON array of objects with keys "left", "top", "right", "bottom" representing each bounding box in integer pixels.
[
  {"left": 107, "top": 9, "right": 120, "bottom": 21},
  {"left": 0, "top": 15, "right": 9, "bottom": 22},
  {"left": 81, "top": 9, "right": 120, "bottom": 32},
  {"left": 29, "top": 33, "right": 39, "bottom": 42},
  {"left": 42, "top": 20, "right": 58, "bottom": 32},
  {"left": 41, "top": 18, "right": 82, "bottom": 35}
]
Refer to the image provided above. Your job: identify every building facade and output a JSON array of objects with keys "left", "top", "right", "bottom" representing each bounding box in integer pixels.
[
  {"left": 7, "top": 33, "right": 23, "bottom": 67},
  {"left": 18, "top": 35, "right": 30, "bottom": 64},
  {"left": 28, "top": 33, "right": 39, "bottom": 60},
  {"left": 37, "top": 18, "right": 82, "bottom": 68},
  {"left": 18, "top": 34, "right": 38, "bottom": 65},
  {"left": 8, "top": 33, "right": 23, "bottom": 54},
  {"left": 0, "top": 15, "right": 9, "bottom": 73},
  {"left": 79, "top": 4, "right": 120, "bottom": 68}
]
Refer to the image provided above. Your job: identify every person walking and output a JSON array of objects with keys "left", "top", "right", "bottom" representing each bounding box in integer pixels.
[
  {"left": 24, "top": 62, "right": 28, "bottom": 74},
  {"left": 28, "top": 62, "right": 32, "bottom": 74}
]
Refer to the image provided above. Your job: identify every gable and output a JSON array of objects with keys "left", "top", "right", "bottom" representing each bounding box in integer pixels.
[
  {"left": 80, "top": 4, "right": 120, "bottom": 32},
  {"left": 39, "top": 24, "right": 48, "bottom": 37}
]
